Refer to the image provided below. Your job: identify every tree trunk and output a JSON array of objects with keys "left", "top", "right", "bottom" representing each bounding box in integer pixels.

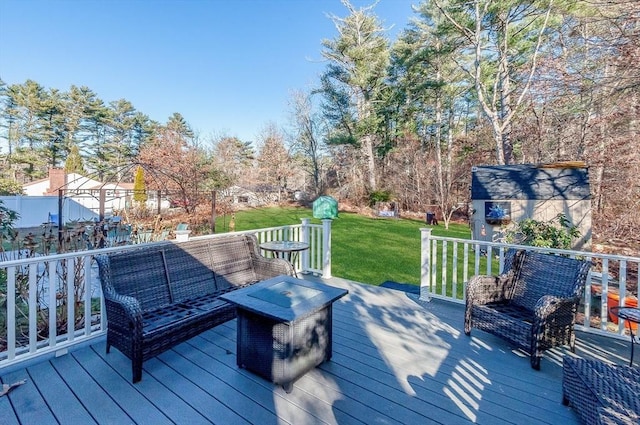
[{"left": 362, "top": 134, "right": 377, "bottom": 191}]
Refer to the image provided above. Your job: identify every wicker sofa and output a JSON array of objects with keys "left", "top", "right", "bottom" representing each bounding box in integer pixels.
[
  {"left": 562, "top": 357, "right": 640, "bottom": 424},
  {"left": 464, "top": 249, "right": 591, "bottom": 369},
  {"left": 96, "top": 233, "right": 295, "bottom": 382}
]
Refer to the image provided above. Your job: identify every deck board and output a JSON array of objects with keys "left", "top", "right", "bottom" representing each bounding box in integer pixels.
[
  {"left": 2, "top": 368, "right": 58, "bottom": 424},
  {"left": 94, "top": 347, "right": 213, "bottom": 425},
  {"left": 28, "top": 359, "right": 98, "bottom": 425},
  {"left": 72, "top": 347, "right": 174, "bottom": 425},
  {"left": 1, "top": 276, "right": 630, "bottom": 425},
  {"left": 52, "top": 353, "right": 135, "bottom": 424},
  {"left": 0, "top": 387, "right": 20, "bottom": 425},
  {"left": 330, "top": 307, "right": 573, "bottom": 424}
]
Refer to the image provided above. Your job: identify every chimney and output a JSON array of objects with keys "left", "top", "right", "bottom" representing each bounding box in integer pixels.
[{"left": 46, "top": 168, "right": 66, "bottom": 195}]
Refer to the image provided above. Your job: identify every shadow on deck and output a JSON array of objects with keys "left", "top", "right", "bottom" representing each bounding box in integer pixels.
[{"left": 1, "top": 276, "right": 631, "bottom": 425}]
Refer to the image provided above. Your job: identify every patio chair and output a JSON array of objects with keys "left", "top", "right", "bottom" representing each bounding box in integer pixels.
[
  {"left": 562, "top": 357, "right": 640, "bottom": 425},
  {"left": 464, "top": 249, "right": 592, "bottom": 369}
]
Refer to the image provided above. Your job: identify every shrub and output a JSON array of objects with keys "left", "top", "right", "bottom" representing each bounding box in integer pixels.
[
  {"left": 368, "top": 190, "right": 392, "bottom": 207},
  {"left": 504, "top": 213, "right": 581, "bottom": 249},
  {"left": 0, "top": 200, "right": 19, "bottom": 245},
  {"left": 0, "top": 178, "right": 24, "bottom": 196}
]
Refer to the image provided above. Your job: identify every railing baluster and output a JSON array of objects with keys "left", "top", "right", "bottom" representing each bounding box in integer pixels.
[
  {"left": 431, "top": 239, "right": 438, "bottom": 294},
  {"left": 452, "top": 241, "right": 458, "bottom": 301},
  {"left": 48, "top": 260, "right": 57, "bottom": 348},
  {"left": 7, "top": 266, "right": 16, "bottom": 360},
  {"left": 441, "top": 240, "right": 448, "bottom": 297},
  {"left": 316, "top": 225, "right": 322, "bottom": 272},
  {"left": 319, "top": 225, "right": 323, "bottom": 271},
  {"left": 474, "top": 243, "right": 480, "bottom": 276},
  {"left": 601, "top": 259, "right": 609, "bottom": 331},
  {"left": 584, "top": 265, "right": 593, "bottom": 332},
  {"left": 67, "top": 258, "right": 75, "bottom": 342},
  {"left": 29, "top": 264, "right": 37, "bottom": 353},
  {"left": 463, "top": 243, "right": 469, "bottom": 299},
  {"left": 617, "top": 261, "right": 627, "bottom": 335},
  {"left": 84, "top": 256, "right": 93, "bottom": 335}
]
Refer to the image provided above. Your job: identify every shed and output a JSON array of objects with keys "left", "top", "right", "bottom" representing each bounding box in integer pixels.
[{"left": 470, "top": 162, "right": 591, "bottom": 250}]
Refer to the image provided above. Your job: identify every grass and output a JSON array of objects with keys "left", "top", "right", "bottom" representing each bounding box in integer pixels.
[
  {"left": 227, "top": 206, "right": 473, "bottom": 287},
  {"left": 3, "top": 206, "right": 475, "bottom": 290}
]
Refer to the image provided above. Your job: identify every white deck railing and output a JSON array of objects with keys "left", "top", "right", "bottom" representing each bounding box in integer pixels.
[
  {"left": 0, "top": 219, "right": 332, "bottom": 371},
  {"left": 233, "top": 218, "right": 333, "bottom": 279},
  {"left": 420, "top": 227, "right": 640, "bottom": 340}
]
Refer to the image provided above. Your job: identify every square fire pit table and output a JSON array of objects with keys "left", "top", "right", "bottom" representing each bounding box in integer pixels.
[{"left": 220, "top": 275, "right": 348, "bottom": 392}]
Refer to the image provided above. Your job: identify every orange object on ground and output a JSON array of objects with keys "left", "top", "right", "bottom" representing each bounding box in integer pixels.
[{"left": 608, "top": 292, "right": 639, "bottom": 330}]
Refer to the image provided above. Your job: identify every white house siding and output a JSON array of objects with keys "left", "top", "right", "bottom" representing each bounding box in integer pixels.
[{"left": 23, "top": 173, "right": 103, "bottom": 196}]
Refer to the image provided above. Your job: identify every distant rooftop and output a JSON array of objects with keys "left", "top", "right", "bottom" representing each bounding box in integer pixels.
[{"left": 471, "top": 162, "right": 590, "bottom": 200}]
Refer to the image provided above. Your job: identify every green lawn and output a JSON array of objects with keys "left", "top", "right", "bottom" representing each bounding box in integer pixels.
[{"left": 227, "top": 206, "right": 473, "bottom": 287}]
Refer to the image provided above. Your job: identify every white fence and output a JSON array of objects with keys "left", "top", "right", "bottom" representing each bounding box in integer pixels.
[
  {"left": 0, "top": 219, "right": 332, "bottom": 372},
  {"left": 419, "top": 227, "right": 640, "bottom": 340},
  {"left": 0, "top": 195, "right": 99, "bottom": 228}
]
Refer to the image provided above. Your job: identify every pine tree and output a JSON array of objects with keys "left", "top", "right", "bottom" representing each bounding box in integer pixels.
[{"left": 320, "top": 0, "right": 390, "bottom": 192}]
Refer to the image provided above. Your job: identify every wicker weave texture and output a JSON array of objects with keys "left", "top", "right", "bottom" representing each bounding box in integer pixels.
[
  {"left": 465, "top": 250, "right": 591, "bottom": 369},
  {"left": 236, "top": 306, "right": 332, "bottom": 388},
  {"left": 96, "top": 233, "right": 294, "bottom": 382},
  {"left": 562, "top": 357, "right": 640, "bottom": 425}
]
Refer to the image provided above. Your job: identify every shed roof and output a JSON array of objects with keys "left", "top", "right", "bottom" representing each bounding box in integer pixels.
[{"left": 471, "top": 163, "right": 590, "bottom": 200}]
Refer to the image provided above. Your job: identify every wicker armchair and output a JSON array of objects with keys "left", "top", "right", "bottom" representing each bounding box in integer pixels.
[{"left": 464, "top": 249, "right": 591, "bottom": 369}]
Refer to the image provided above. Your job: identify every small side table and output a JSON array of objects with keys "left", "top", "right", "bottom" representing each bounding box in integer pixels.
[
  {"left": 609, "top": 306, "right": 640, "bottom": 366},
  {"left": 260, "top": 241, "right": 309, "bottom": 276}
]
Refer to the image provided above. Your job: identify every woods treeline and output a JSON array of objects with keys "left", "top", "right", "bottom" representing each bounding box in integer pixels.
[{"left": 0, "top": 0, "right": 638, "bottom": 247}]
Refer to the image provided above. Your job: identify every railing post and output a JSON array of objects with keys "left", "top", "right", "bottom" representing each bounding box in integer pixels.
[
  {"left": 301, "top": 218, "right": 310, "bottom": 273},
  {"left": 420, "top": 228, "right": 433, "bottom": 301},
  {"left": 322, "top": 219, "right": 332, "bottom": 278}
]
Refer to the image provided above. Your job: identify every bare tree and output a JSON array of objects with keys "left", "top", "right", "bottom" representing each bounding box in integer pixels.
[
  {"left": 433, "top": 0, "right": 555, "bottom": 164},
  {"left": 287, "top": 89, "right": 328, "bottom": 196},
  {"left": 137, "top": 126, "right": 214, "bottom": 214},
  {"left": 256, "top": 123, "right": 294, "bottom": 202}
]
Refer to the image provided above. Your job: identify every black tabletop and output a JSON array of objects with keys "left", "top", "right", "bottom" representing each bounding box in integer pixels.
[{"left": 220, "top": 275, "right": 348, "bottom": 322}]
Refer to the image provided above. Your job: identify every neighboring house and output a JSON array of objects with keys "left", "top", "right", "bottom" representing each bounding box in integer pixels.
[
  {"left": 14, "top": 168, "right": 168, "bottom": 226},
  {"left": 22, "top": 168, "right": 133, "bottom": 217},
  {"left": 470, "top": 162, "right": 591, "bottom": 250},
  {"left": 23, "top": 169, "right": 103, "bottom": 196},
  {"left": 220, "top": 185, "right": 281, "bottom": 207}
]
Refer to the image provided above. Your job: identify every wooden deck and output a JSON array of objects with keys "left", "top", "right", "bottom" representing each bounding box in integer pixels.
[{"left": 1, "top": 276, "right": 632, "bottom": 425}]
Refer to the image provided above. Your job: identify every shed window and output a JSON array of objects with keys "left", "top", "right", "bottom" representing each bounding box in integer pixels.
[{"left": 485, "top": 201, "right": 511, "bottom": 225}]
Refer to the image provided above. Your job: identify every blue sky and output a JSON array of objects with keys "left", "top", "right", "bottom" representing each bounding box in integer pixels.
[{"left": 0, "top": 0, "right": 418, "bottom": 144}]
